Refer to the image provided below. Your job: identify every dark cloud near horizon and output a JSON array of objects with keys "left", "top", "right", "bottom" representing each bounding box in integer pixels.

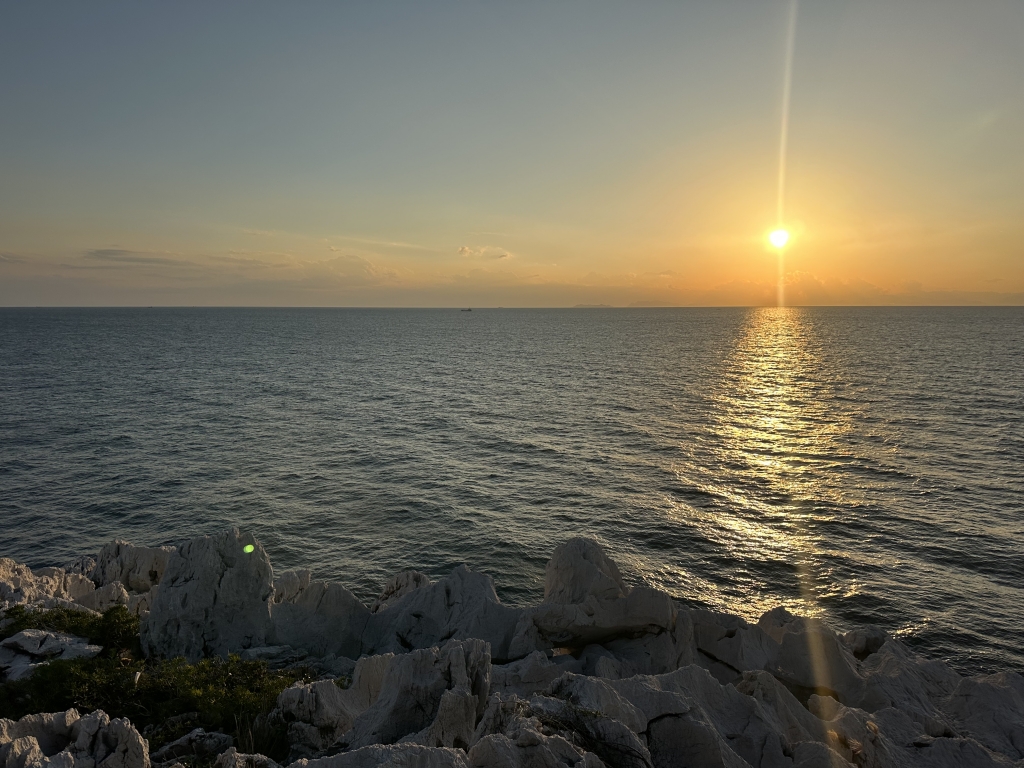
[{"left": 84, "top": 249, "right": 193, "bottom": 266}]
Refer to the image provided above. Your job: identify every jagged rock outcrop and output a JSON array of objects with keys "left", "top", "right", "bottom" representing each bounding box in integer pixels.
[
  {"left": 5, "top": 531, "right": 1024, "bottom": 768},
  {"left": 91, "top": 542, "right": 174, "bottom": 595},
  {"left": 291, "top": 745, "right": 470, "bottom": 768},
  {"left": 275, "top": 654, "right": 394, "bottom": 758},
  {"left": 75, "top": 583, "right": 130, "bottom": 614},
  {"left": 0, "top": 559, "right": 96, "bottom": 613},
  {"left": 340, "top": 639, "right": 490, "bottom": 751},
  {"left": 215, "top": 748, "right": 283, "bottom": 768},
  {"left": 0, "top": 709, "right": 149, "bottom": 768},
  {"left": 369, "top": 571, "right": 431, "bottom": 614},
  {"left": 0, "top": 630, "right": 102, "bottom": 682},
  {"left": 271, "top": 581, "right": 370, "bottom": 661},
  {"left": 149, "top": 728, "right": 232, "bottom": 764},
  {"left": 361, "top": 568, "right": 522, "bottom": 661},
  {"left": 544, "top": 538, "right": 628, "bottom": 606},
  {"left": 141, "top": 530, "right": 274, "bottom": 661}
]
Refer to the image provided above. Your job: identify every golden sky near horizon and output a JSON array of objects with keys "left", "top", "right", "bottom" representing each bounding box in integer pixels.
[{"left": 1, "top": 1, "right": 1022, "bottom": 306}]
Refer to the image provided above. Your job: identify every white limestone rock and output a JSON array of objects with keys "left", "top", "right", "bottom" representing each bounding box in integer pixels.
[
  {"left": 0, "top": 709, "right": 149, "bottom": 768},
  {"left": 509, "top": 587, "right": 677, "bottom": 658},
  {"left": 271, "top": 581, "right": 370, "bottom": 661},
  {"left": 370, "top": 571, "right": 431, "bottom": 614},
  {"left": 61, "top": 558, "right": 97, "bottom": 579},
  {"left": 150, "top": 728, "right": 232, "bottom": 763},
  {"left": 0, "top": 630, "right": 102, "bottom": 681},
  {"left": 290, "top": 744, "right": 470, "bottom": 768},
  {"left": 91, "top": 541, "right": 175, "bottom": 594},
  {"left": 215, "top": 748, "right": 282, "bottom": 768},
  {"left": 758, "top": 607, "right": 866, "bottom": 706},
  {"left": 490, "top": 652, "right": 582, "bottom": 699},
  {"left": 843, "top": 626, "right": 890, "bottom": 660},
  {"left": 545, "top": 674, "right": 648, "bottom": 735},
  {"left": 856, "top": 639, "right": 961, "bottom": 731},
  {"left": 141, "top": 529, "right": 273, "bottom": 661},
  {"left": 0, "top": 710, "right": 82, "bottom": 757},
  {"left": 691, "top": 608, "right": 779, "bottom": 684},
  {"left": 582, "top": 607, "right": 695, "bottom": 679},
  {"left": 464, "top": 697, "right": 608, "bottom": 768},
  {"left": 75, "top": 582, "right": 130, "bottom": 614},
  {"left": 362, "top": 567, "right": 521, "bottom": 661},
  {"left": 273, "top": 571, "right": 312, "bottom": 605},
  {"left": 544, "top": 538, "right": 627, "bottom": 605},
  {"left": 127, "top": 590, "right": 154, "bottom": 619},
  {"left": 400, "top": 688, "right": 478, "bottom": 750},
  {"left": 0, "top": 559, "right": 96, "bottom": 611},
  {"left": 338, "top": 639, "right": 491, "bottom": 752},
  {"left": 275, "top": 654, "right": 394, "bottom": 757},
  {"left": 941, "top": 671, "right": 1024, "bottom": 760}
]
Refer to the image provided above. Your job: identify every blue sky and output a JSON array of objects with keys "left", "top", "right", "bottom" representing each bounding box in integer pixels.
[{"left": 2, "top": 1, "right": 1022, "bottom": 305}]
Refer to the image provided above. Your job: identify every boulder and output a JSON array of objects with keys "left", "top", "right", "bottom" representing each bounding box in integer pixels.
[
  {"left": 0, "top": 559, "right": 95, "bottom": 611},
  {"left": 273, "top": 571, "right": 312, "bottom": 605},
  {"left": 856, "top": 640, "right": 962, "bottom": 729},
  {"left": 842, "top": 626, "right": 890, "bottom": 661},
  {"left": 465, "top": 694, "right": 609, "bottom": 768},
  {"left": 544, "top": 539, "right": 627, "bottom": 605},
  {"left": 491, "top": 652, "right": 582, "bottom": 699},
  {"left": 91, "top": 541, "right": 175, "bottom": 593},
  {"left": 150, "top": 728, "right": 233, "bottom": 764},
  {"left": 0, "top": 630, "right": 102, "bottom": 682},
  {"left": 370, "top": 571, "right": 431, "bottom": 614},
  {"left": 0, "top": 709, "right": 149, "bottom": 768},
  {"left": 271, "top": 582, "right": 370, "bottom": 661},
  {"left": 214, "top": 748, "right": 282, "bottom": 768},
  {"left": 941, "top": 671, "right": 1024, "bottom": 760},
  {"left": 362, "top": 567, "right": 521, "bottom": 661},
  {"left": 691, "top": 609, "right": 779, "bottom": 683},
  {"left": 75, "top": 582, "right": 130, "bottom": 613},
  {"left": 2, "top": 630, "right": 101, "bottom": 660},
  {"left": 758, "top": 607, "right": 865, "bottom": 705},
  {"left": 338, "top": 639, "right": 491, "bottom": 752},
  {"left": 290, "top": 744, "right": 470, "bottom": 768},
  {"left": 274, "top": 654, "right": 394, "bottom": 757},
  {"left": 509, "top": 587, "right": 676, "bottom": 658},
  {"left": 141, "top": 529, "right": 273, "bottom": 661}
]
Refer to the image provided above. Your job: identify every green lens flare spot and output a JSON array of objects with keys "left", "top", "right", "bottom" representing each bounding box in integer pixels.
[{"left": 243, "top": 544, "right": 255, "bottom": 554}]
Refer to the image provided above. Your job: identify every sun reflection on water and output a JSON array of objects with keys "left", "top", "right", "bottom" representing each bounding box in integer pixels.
[{"left": 670, "top": 307, "right": 859, "bottom": 620}]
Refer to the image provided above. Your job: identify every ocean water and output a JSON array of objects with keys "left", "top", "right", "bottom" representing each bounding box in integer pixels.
[{"left": 1, "top": 307, "right": 1021, "bottom": 674}]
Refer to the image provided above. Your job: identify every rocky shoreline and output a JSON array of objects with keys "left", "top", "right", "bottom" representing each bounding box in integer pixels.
[{"left": 2, "top": 529, "right": 1022, "bottom": 768}]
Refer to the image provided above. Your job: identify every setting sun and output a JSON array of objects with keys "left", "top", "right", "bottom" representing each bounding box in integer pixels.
[{"left": 769, "top": 229, "right": 790, "bottom": 249}]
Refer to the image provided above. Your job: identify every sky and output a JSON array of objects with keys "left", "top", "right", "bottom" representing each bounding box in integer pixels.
[{"left": 1, "top": 1, "right": 1022, "bottom": 307}]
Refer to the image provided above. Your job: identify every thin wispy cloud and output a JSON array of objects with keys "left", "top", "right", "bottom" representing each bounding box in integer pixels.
[
  {"left": 84, "top": 249, "right": 194, "bottom": 267},
  {"left": 458, "top": 245, "right": 514, "bottom": 260}
]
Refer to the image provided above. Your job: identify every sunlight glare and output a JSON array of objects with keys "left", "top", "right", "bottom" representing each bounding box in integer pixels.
[{"left": 769, "top": 229, "right": 790, "bottom": 249}]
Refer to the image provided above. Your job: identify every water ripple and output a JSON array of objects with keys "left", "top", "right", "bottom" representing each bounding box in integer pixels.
[{"left": 0, "top": 306, "right": 1021, "bottom": 674}]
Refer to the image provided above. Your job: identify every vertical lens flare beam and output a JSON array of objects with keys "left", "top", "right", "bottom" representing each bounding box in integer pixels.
[
  {"left": 773, "top": 0, "right": 799, "bottom": 308},
  {"left": 777, "top": 0, "right": 799, "bottom": 229}
]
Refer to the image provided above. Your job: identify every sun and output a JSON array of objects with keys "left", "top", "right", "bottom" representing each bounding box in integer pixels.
[{"left": 769, "top": 229, "right": 790, "bottom": 249}]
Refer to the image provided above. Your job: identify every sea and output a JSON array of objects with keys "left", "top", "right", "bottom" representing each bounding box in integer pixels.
[{"left": 1, "top": 307, "right": 1021, "bottom": 675}]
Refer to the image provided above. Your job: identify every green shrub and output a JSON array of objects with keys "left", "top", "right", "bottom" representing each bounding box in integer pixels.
[
  {"left": 0, "top": 605, "right": 141, "bottom": 657},
  {"left": 0, "top": 606, "right": 308, "bottom": 762}
]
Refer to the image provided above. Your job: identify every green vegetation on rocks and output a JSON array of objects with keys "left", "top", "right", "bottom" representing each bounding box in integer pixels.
[
  {"left": 0, "top": 606, "right": 311, "bottom": 761},
  {"left": 1, "top": 604, "right": 141, "bottom": 656}
]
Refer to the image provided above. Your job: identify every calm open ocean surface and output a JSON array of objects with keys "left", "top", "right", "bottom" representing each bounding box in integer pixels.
[{"left": 1, "top": 307, "right": 1021, "bottom": 674}]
